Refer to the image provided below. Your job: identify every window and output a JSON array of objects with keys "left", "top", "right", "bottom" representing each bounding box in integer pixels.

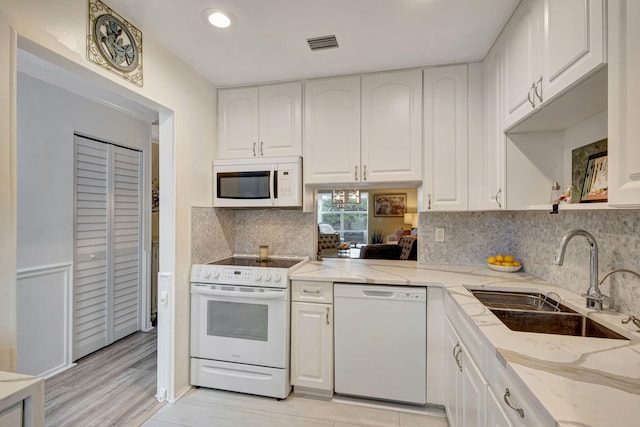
[{"left": 317, "top": 191, "right": 368, "bottom": 244}]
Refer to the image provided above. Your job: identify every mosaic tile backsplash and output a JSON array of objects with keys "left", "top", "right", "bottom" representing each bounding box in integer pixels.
[
  {"left": 191, "top": 207, "right": 316, "bottom": 262},
  {"left": 421, "top": 210, "right": 640, "bottom": 316}
]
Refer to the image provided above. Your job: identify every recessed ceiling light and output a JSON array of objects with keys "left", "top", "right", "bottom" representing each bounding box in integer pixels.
[{"left": 204, "top": 9, "right": 235, "bottom": 29}]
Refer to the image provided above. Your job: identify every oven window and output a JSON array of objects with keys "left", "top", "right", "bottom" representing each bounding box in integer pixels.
[
  {"left": 207, "top": 301, "right": 268, "bottom": 342},
  {"left": 217, "top": 171, "right": 271, "bottom": 199}
]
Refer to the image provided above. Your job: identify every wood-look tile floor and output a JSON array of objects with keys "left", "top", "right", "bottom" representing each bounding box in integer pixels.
[
  {"left": 143, "top": 388, "right": 449, "bottom": 427},
  {"left": 45, "top": 331, "right": 164, "bottom": 427}
]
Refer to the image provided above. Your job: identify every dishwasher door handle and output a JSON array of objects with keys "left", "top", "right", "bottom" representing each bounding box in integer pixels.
[{"left": 362, "top": 290, "right": 395, "bottom": 298}]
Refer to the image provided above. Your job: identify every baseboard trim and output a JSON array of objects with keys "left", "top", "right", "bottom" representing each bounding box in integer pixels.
[
  {"left": 41, "top": 362, "right": 77, "bottom": 379},
  {"left": 169, "top": 385, "right": 192, "bottom": 404}
]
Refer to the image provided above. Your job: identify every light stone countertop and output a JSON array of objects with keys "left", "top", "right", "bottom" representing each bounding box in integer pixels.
[
  {"left": 0, "top": 371, "right": 44, "bottom": 426},
  {"left": 291, "top": 259, "right": 640, "bottom": 427}
]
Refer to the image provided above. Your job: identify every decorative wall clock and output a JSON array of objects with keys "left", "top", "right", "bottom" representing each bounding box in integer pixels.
[{"left": 87, "top": 0, "right": 143, "bottom": 87}]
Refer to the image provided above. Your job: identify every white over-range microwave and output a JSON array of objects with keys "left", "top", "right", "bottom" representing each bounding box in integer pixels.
[{"left": 213, "top": 156, "right": 302, "bottom": 208}]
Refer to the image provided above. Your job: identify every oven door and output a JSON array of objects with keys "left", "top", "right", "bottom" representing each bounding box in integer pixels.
[{"left": 190, "top": 283, "right": 288, "bottom": 368}]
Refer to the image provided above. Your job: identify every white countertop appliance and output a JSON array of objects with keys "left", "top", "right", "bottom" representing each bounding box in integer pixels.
[
  {"left": 213, "top": 156, "right": 302, "bottom": 208},
  {"left": 190, "top": 255, "right": 307, "bottom": 399},
  {"left": 334, "top": 284, "right": 427, "bottom": 405}
]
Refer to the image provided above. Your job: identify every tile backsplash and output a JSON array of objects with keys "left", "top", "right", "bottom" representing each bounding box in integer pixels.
[
  {"left": 421, "top": 210, "right": 640, "bottom": 315},
  {"left": 191, "top": 207, "right": 316, "bottom": 263}
]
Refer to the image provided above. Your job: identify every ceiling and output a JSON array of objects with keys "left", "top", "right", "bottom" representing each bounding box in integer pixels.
[{"left": 107, "top": 0, "right": 520, "bottom": 87}]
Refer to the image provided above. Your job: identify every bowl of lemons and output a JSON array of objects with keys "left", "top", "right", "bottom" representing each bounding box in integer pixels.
[{"left": 487, "top": 254, "right": 522, "bottom": 272}]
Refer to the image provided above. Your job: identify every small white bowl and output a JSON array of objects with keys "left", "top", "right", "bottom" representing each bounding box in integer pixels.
[{"left": 487, "top": 263, "right": 522, "bottom": 273}]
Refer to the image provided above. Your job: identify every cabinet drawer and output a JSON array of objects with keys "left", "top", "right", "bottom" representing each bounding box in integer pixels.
[
  {"left": 489, "top": 352, "right": 554, "bottom": 426},
  {"left": 291, "top": 281, "right": 333, "bottom": 303}
]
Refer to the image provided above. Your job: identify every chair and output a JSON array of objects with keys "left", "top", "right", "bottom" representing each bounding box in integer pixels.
[
  {"left": 317, "top": 225, "right": 339, "bottom": 259},
  {"left": 359, "top": 236, "right": 417, "bottom": 261}
]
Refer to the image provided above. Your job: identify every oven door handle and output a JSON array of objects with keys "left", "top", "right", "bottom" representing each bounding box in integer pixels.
[{"left": 192, "top": 286, "right": 287, "bottom": 300}]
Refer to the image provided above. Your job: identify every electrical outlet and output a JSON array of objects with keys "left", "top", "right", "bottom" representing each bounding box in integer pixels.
[{"left": 435, "top": 227, "right": 445, "bottom": 242}]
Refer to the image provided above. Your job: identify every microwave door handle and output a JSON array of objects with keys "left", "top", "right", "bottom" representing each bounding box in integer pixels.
[
  {"left": 192, "top": 287, "right": 287, "bottom": 300},
  {"left": 270, "top": 167, "right": 276, "bottom": 206}
]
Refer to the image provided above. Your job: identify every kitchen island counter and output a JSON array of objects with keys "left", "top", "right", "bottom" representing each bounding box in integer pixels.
[{"left": 291, "top": 259, "right": 640, "bottom": 427}]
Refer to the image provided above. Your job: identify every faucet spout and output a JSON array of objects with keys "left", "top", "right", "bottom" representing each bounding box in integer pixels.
[{"left": 553, "top": 229, "right": 606, "bottom": 310}]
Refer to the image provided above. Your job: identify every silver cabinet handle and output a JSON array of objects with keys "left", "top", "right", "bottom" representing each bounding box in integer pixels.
[
  {"left": 302, "top": 289, "right": 321, "bottom": 295},
  {"left": 253, "top": 142, "right": 257, "bottom": 156},
  {"left": 260, "top": 141, "right": 264, "bottom": 156},
  {"left": 427, "top": 193, "right": 432, "bottom": 210},
  {"left": 527, "top": 83, "right": 536, "bottom": 108},
  {"left": 354, "top": 165, "right": 359, "bottom": 181},
  {"left": 452, "top": 343, "right": 460, "bottom": 363},
  {"left": 363, "top": 165, "right": 367, "bottom": 181},
  {"left": 455, "top": 346, "right": 462, "bottom": 372},
  {"left": 534, "top": 75, "right": 543, "bottom": 103},
  {"left": 495, "top": 188, "right": 502, "bottom": 208},
  {"left": 326, "top": 307, "right": 330, "bottom": 325},
  {"left": 504, "top": 388, "right": 525, "bottom": 419}
]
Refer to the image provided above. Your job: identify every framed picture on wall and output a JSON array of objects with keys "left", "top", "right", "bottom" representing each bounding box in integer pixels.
[
  {"left": 374, "top": 194, "right": 406, "bottom": 217},
  {"left": 580, "top": 152, "right": 608, "bottom": 203}
]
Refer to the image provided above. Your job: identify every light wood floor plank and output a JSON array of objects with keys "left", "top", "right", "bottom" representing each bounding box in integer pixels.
[{"left": 45, "top": 331, "right": 164, "bottom": 427}]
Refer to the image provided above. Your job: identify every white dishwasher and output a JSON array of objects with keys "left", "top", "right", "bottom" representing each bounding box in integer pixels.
[{"left": 334, "top": 284, "right": 427, "bottom": 405}]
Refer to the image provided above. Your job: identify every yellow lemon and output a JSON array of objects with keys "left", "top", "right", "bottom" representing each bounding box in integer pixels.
[
  {"left": 487, "top": 256, "right": 497, "bottom": 265},
  {"left": 496, "top": 254, "right": 504, "bottom": 262},
  {"left": 494, "top": 261, "right": 502, "bottom": 266},
  {"left": 513, "top": 261, "right": 521, "bottom": 267},
  {"left": 504, "top": 255, "right": 514, "bottom": 263},
  {"left": 502, "top": 262, "right": 514, "bottom": 267}
]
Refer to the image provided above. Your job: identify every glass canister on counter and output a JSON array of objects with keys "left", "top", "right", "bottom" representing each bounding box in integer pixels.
[{"left": 559, "top": 184, "right": 574, "bottom": 203}]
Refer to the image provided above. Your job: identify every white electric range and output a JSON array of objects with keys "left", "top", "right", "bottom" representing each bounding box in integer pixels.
[{"left": 190, "top": 255, "right": 308, "bottom": 399}]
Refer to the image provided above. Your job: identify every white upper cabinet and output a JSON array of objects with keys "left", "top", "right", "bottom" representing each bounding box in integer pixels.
[
  {"left": 423, "top": 65, "right": 468, "bottom": 211},
  {"left": 502, "top": 0, "right": 606, "bottom": 130},
  {"left": 608, "top": 0, "right": 640, "bottom": 207},
  {"left": 361, "top": 69, "right": 423, "bottom": 183},
  {"left": 217, "top": 82, "right": 302, "bottom": 159},
  {"left": 304, "top": 76, "right": 361, "bottom": 184},
  {"left": 482, "top": 43, "right": 506, "bottom": 211},
  {"left": 541, "top": 0, "right": 606, "bottom": 101},
  {"left": 503, "top": 0, "right": 541, "bottom": 129}
]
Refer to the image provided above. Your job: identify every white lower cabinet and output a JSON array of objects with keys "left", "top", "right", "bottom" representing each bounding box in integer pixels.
[
  {"left": 290, "top": 281, "right": 333, "bottom": 393},
  {"left": 446, "top": 318, "right": 487, "bottom": 427}
]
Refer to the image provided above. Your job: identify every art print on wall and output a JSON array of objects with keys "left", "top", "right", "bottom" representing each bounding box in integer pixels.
[
  {"left": 374, "top": 194, "right": 406, "bottom": 217},
  {"left": 87, "top": 0, "right": 143, "bottom": 87},
  {"left": 580, "top": 152, "right": 608, "bottom": 203}
]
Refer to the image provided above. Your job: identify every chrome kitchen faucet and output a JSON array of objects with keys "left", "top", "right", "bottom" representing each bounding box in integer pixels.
[{"left": 553, "top": 229, "right": 607, "bottom": 310}]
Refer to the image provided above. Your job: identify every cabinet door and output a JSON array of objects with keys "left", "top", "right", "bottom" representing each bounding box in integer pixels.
[
  {"left": 259, "top": 82, "right": 302, "bottom": 157},
  {"left": 423, "top": 65, "right": 468, "bottom": 211},
  {"left": 542, "top": 0, "right": 605, "bottom": 101},
  {"left": 290, "top": 302, "right": 333, "bottom": 391},
  {"left": 218, "top": 87, "right": 259, "bottom": 159},
  {"left": 304, "top": 77, "right": 361, "bottom": 184},
  {"left": 503, "top": 0, "right": 541, "bottom": 129},
  {"left": 487, "top": 388, "right": 515, "bottom": 427},
  {"left": 445, "top": 322, "right": 462, "bottom": 427},
  {"left": 482, "top": 43, "right": 507, "bottom": 210},
  {"left": 608, "top": 0, "right": 640, "bottom": 206},
  {"left": 460, "top": 347, "right": 488, "bottom": 427},
  {"left": 361, "top": 69, "right": 422, "bottom": 182}
]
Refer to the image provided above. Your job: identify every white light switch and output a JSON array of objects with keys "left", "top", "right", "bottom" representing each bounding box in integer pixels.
[{"left": 435, "top": 227, "right": 445, "bottom": 242}]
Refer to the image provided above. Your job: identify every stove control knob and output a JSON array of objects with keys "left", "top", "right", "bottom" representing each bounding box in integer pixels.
[
  {"left": 254, "top": 272, "right": 263, "bottom": 281},
  {"left": 202, "top": 269, "right": 211, "bottom": 279},
  {"left": 264, "top": 273, "right": 272, "bottom": 281},
  {"left": 273, "top": 273, "right": 282, "bottom": 282},
  {"left": 211, "top": 270, "right": 220, "bottom": 279}
]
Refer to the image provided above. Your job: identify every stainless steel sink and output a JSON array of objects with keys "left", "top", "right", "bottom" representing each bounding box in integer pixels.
[
  {"left": 469, "top": 289, "right": 575, "bottom": 313},
  {"left": 468, "top": 289, "right": 628, "bottom": 340},
  {"left": 490, "top": 309, "right": 629, "bottom": 340}
]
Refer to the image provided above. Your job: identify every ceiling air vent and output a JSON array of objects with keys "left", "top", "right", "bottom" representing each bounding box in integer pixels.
[{"left": 307, "top": 35, "right": 339, "bottom": 51}]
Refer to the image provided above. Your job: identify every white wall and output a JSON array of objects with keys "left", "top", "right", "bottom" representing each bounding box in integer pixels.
[
  {"left": 16, "top": 73, "right": 151, "bottom": 376},
  {"left": 0, "top": 0, "right": 217, "bottom": 400},
  {"left": 562, "top": 110, "right": 608, "bottom": 185}
]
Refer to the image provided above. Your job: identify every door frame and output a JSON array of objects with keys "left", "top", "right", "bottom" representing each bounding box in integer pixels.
[{"left": 12, "top": 34, "right": 177, "bottom": 402}]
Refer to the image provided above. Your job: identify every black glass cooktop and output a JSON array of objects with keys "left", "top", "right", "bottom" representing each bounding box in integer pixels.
[{"left": 208, "top": 256, "right": 304, "bottom": 269}]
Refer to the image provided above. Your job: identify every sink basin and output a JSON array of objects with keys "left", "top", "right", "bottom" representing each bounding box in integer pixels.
[
  {"left": 469, "top": 289, "right": 575, "bottom": 313},
  {"left": 490, "top": 309, "right": 629, "bottom": 340}
]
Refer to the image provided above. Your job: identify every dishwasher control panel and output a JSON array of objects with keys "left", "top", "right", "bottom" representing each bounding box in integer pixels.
[{"left": 394, "top": 291, "right": 426, "bottom": 300}]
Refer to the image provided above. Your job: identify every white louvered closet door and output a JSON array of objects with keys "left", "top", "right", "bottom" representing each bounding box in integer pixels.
[{"left": 74, "top": 135, "right": 142, "bottom": 360}]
